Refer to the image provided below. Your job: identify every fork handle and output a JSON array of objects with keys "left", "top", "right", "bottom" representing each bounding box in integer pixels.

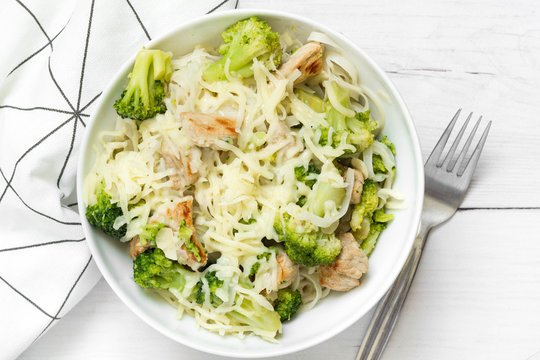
[{"left": 356, "top": 222, "right": 431, "bottom": 360}]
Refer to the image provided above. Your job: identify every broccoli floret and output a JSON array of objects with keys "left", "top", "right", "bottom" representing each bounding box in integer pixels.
[
  {"left": 294, "top": 163, "right": 320, "bottom": 189},
  {"left": 194, "top": 271, "right": 224, "bottom": 306},
  {"left": 373, "top": 136, "right": 396, "bottom": 174},
  {"left": 249, "top": 249, "right": 274, "bottom": 279},
  {"left": 239, "top": 217, "right": 257, "bottom": 225},
  {"left": 228, "top": 296, "right": 282, "bottom": 334},
  {"left": 352, "top": 208, "right": 394, "bottom": 255},
  {"left": 274, "top": 214, "right": 341, "bottom": 266},
  {"left": 137, "top": 222, "right": 165, "bottom": 246},
  {"left": 234, "top": 218, "right": 257, "bottom": 236},
  {"left": 319, "top": 82, "right": 377, "bottom": 152},
  {"left": 372, "top": 155, "right": 387, "bottom": 174},
  {"left": 373, "top": 208, "right": 394, "bottom": 223},
  {"left": 85, "top": 185, "right": 126, "bottom": 238},
  {"left": 296, "top": 195, "right": 307, "bottom": 207},
  {"left": 381, "top": 136, "right": 396, "bottom": 155},
  {"left": 350, "top": 179, "right": 379, "bottom": 232},
  {"left": 249, "top": 262, "right": 261, "bottom": 278},
  {"left": 349, "top": 110, "right": 377, "bottom": 152},
  {"left": 274, "top": 288, "right": 302, "bottom": 322},
  {"left": 133, "top": 248, "right": 185, "bottom": 289},
  {"left": 361, "top": 221, "right": 387, "bottom": 257},
  {"left": 203, "top": 17, "right": 282, "bottom": 82},
  {"left": 257, "top": 250, "right": 273, "bottom": 261},
  {"left": 113, "top": 49, "right": 172, "bottom": 120},
  {"left": 177, "top": 219, "right": 202, "bottom": 261}
]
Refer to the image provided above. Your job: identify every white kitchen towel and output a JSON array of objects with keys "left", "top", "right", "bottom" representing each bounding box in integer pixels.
[{"left": 0, "top": 0, "right": 237, "bottom": 358}]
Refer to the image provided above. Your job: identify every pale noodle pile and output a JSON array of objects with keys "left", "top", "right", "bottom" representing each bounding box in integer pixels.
[{"left": 83, "top": 31, "right": 401, "bottom": 341}]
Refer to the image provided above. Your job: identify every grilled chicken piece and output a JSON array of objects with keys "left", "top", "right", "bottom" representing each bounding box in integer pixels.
[
  {"left": 277, "top": 252, "right": 299, "bottom": 289},
  {"left": 152, "top": 200, "right": 207, "bottom": 268},
  {"left": 161, "top": 136, "right": 198, "bottom": 190},
  {"left": 129, "top": 235, "right": 151, "bottom": 258},
  {"left": 319, "top": 232, "right": 368, "bottom": 291},
  {"left": 279, "top": 42, "right": 324, "bottom": 84},
  {"left": 181, "top": 112, "right": 237, "bottom": 149},
  {"left": 350, "top": 168, "right": 365, "bottom": 205},
  {"left": 154, "top": 200, "right": 195, "bottom": 231}
]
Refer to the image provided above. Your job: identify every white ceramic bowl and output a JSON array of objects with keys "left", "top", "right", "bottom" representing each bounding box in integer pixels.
[{"left": 77, "top": 9, "right": 424, "bottom": 358}]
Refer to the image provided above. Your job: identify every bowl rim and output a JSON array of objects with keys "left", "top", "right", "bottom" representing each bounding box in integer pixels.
[{"left": 77, "top": 8, "right": 424, "bottom": 358}]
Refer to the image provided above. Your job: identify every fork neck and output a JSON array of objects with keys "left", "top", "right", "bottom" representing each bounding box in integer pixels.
[{"left": 413, "top": 220, "right": 433, "bottom": 251}]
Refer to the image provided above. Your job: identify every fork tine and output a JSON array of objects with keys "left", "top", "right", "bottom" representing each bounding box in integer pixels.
[
  {"left": 452, "top": 115, "right": 482, "bottom": 173},
  {"left": 426, "top": 109, "right": 461, "bottom": 166},
  {"left": 442, "top": 112, "right": 473, "bottom": 170},
  {"left": 457, "top": 120, "right": 491, "bottom": 177}
]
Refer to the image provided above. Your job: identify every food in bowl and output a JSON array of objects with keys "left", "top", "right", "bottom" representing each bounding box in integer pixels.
[{"left": 83, "top": 16, "right": 402, "bottom": 341}]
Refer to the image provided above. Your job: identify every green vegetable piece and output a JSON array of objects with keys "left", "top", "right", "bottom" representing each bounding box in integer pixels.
[
  {"left": 203, "top": 17, "right": 282, "bottom": 82},
  {"left": 248, "top": 131, "right": 267, "bottom": 150},
  {"left": 372, "top": 208, "right": 394, "bottom": 223},
  {"left": 296, "top": 195, "right": 307, "bottom": 207},
  {"left": 307, "top": 180, "right": 346, "bottom": 217},
  {"left": 381, "top": 136, "right": 396, "bottom": 155},
  {"left": 350, "top": 179, "right": 378, "bottom": 232},
  {"left": 85, "top": 185, "right": 126, "bottom": 238},
  {"left": 257, "top": 251, "right": 272, "bottom": 261},
  {"left": 194, "top": 271, "right": 224, "bottom": 306},
  {"left": 133, "top": 248, "right": 185, "bottom": 289},
  {"left": 296, "top": 89, "right": 324, "bottom": 113},
  {"left": 239, "top": 217, "right": 257, "bottom": 225},
  {"left": 372, "top": 154, "right": 388, "bottom": 174},
  {"left": 138, "top": 222, "right": 165, "bottom": 246},
  {"left": 113, "top": 49, "right": 172, "bottom": 121},
  {"left": 178, "top": 220, "right": 201, "bottom": 262},
  {"left": 228, "top": 297, "right": 281, "bottom": 333},
  {"left": 319, "top": 82, "right": 377, "bottom": 152},
  {"left": 249, "top": 249, "right": 274, "bottom": 279},
  {"left": 274, "top": 214, "right": 342, "bottom": 267},
  {"left": 347, "top": 111, "right": 377, "bottom": 152},
  {"left": 249, "top": 262, "right": 261, "bottom": 277},
  {"left": 361, "top": 221, "right": 387, "bottom": 257},
  {"left": 294, "top": 163, "right": 320, "bottom": 189},
  {"left": 274, "top": 288, "right": 302, "bottom": 322}
]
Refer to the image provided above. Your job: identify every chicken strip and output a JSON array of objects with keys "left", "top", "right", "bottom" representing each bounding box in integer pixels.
[
  {"left": 161, "top": 136, "right": 198, "bottom": 190},
  {"left": 350, "top": 168, "right": 365, "bottom": 204},
  {"left": 319, "top": 232, "right": 368, "bottom": 291},
  {"left": 277, "top": 252, "right": 299, "bottom": 289},
  {"left": 129, "top": 235, "right": 151, "bottom": 258},
  {"left": 279, "top": 42, "right": 324, "bottom": 84},
  {"left": 181, "top": 112, "right": 237, "bottom": 149},
  {"left": 152, "top": 200, "right": 207, "bottom": 268}
]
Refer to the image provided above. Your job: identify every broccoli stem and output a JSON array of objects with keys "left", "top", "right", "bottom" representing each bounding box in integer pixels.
[
  {"left": 325, "top": 82, "right": 350, "bottom": 132},
  {"left": 307, "top": 181, "right": 346, "bottom": 217},
  {"left": 113, "top": 49, "right": 172, "bottom": 120},
  {"left": 296, "top": 89, "right": 324, "bottom": 113},
  {"left": 202, "top": 17, "right": 282, "bottom": 82}
]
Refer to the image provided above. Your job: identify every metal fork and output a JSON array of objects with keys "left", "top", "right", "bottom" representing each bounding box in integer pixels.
[{"left": 356, "top": 109, "right": 492, "bottom": 360}]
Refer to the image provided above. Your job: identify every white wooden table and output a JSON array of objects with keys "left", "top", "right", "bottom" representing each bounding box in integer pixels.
[{"left": 20, "top": 0, "right": 540, "bottom": 359}]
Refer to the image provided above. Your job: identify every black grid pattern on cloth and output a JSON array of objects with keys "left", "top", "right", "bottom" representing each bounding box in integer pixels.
[{"left": 0, "top": 0, "right": 239, "bottom": 344}]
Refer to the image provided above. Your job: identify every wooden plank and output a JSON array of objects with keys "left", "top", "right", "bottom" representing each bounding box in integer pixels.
[{"left": 20, "top": 209, "right": 540, "bottom": 359}]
